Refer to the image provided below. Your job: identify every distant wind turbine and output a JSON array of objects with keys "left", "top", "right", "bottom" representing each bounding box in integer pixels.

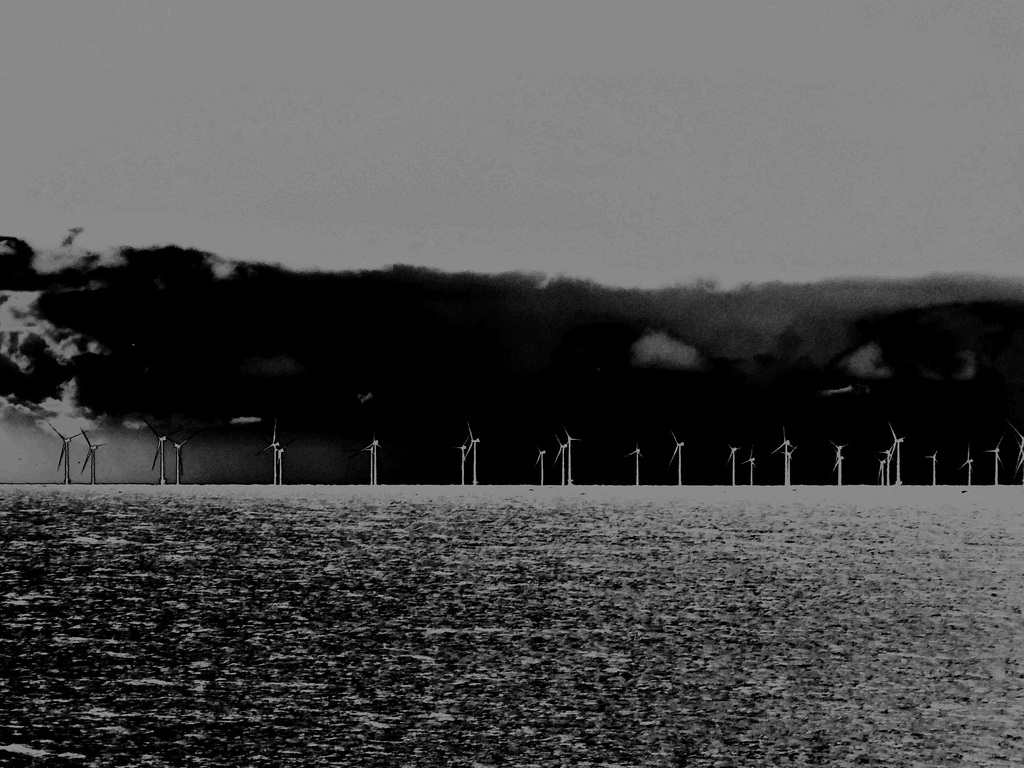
[
  {"left": 466, "top": 423, "right": 480, "bottom": 485},
  {"left": 961, "top": 444, "right": 974, "bottom": 487},
  {"left": 455, "top": 440, "right": 470, "bottom": 485},
  {"left": 170, "top": 431, "right": 200, "bottom": 486},
  {"left": 276, "top": 438, "right": 297, "bottom": 485},
  {"left": 986, "top": 434, "right": 1004, "bottom": 485},
  {"left": 744, "top": 448, "right": 755, "bottom": 486},
  {"left": 831, "top": 441, "right": 846, "bottom": 486},
  {"left": 48, "top": 423, "right": 81, "bottom": 485},
  {"left": 773, "top": 428, "right": 795, "bottom": 486},
  {"left": 554, "top": 435, "right": 568, "bottom": 486},
  {"left": 877, "top": 455, "right": 888, "bottom": 486},
  {"left": 888, "top": 422, "right": 906, "bottom": 486},
  {"left": 565, "top": 429, "right": 580, "bottom": 485},
  {"left": 143, "top": 417, "right": 179, "bottom": 486},
  {"left": 362, "top": 434, "right": 380, "bottom": 486},
  {"left": 727, "top": 445, "right": 738, "bottom": 487},
  {"left": 626, "top": 444, "right": 642, "bottom": 486},
  {"left": 1007, "top": 420, "right": 1024, "bottom": 485},
  {"left": 925, "top": 451, "right": 938, "bottom": 486},
  {"left": 669, "top": 431, "right": 685, "bottom": 486},
  {"left": 534, "top": 447, "right": 545, "bottom": 486},
  {"left": 256, "top": 419, "right": 281, "bottom": 485},
  {"left": 79, "top": 429, "right": 105, "bottom": 485}
]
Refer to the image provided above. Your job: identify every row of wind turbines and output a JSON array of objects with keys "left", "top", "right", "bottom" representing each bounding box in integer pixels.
[{"left": 44, "top": 417, "right": 1024, "bottom": 487}]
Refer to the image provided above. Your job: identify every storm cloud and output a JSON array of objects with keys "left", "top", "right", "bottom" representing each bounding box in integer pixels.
[{"left": 3, "top": 234, "right": 1024, "bottom": 483}]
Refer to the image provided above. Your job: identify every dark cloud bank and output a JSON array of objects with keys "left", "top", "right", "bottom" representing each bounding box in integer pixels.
[{"left": 3, "top": 233, "right": 1024, "bottom": 485}]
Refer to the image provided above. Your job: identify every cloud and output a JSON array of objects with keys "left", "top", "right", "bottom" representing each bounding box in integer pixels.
[
  {"left": 239, "top": 355, "right": 307, "bottom": 377},
  {"left": 834, "top": 342, "right": 895, "bottom": 380},
  {"left": 229, "top": 416, "right": 263, "bottom": 425},
  {"left": 630, "top": 330, "right": 708, "bottom": 371}
]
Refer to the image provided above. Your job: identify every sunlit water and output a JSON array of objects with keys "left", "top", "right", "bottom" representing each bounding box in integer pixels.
[{"left": 2, "top": 485, "right": 1023, "bottom": 767}]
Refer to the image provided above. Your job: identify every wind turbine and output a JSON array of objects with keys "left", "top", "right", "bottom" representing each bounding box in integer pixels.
[
  {"left": 961, "top": 444, "right": 974, "bottom": 487},
  {"left": 743, "top": 448, "right": 755, "bottom": 486},
  {"left": 877, "top": 455, "right": 887, "bottom": 486},
  {"left": 565, "top": 429, "right": 581, "bottom": 485},
  {"left": 48, "top": 423, "right": 81, "bottom": 485},
  {"left": 534, "top": 448, "right": 545, "bottom": 486},
  {"left": 276, "top": 438, "right": 297, "bottom": 485},
  {"left": 466, "top": 423, "right": 480, "bottom": 485},
  {"left": 455, "top": 440, "right": 470, "bottom": 485},
  {"left": 925, "top": 451, "right": 938, "bottom": 486},
  {"left": 831, "top": 441, "right": 846, "bottom": 486},
  {"left": 773, "top": 428, "right": 795, "bottom": 486},
  {"left": 170, "top": 431, "right": 200, "bottom": 486},
  {"left": 669, "top": 432, "right": 685, "bottom": 486},
  {"left": 362, "top": 434, "right": 381, "bottom": 486},
  {"left": 554, "top": 435, "right": 568, "bottom": 486},
  {"left": 1007, "top": 420, "right": 1024, "bottom": 485},
  {"left": 79, "top": 429, "right": 105, "bottom": 485},
  {"left": 726, "top": 445, "right": 738, "bottom": 487},
  {"left": 143, "top": 417, "right": 180, "bottom": 485},
  {"left": 256, "top": 419, "right": 281, "bottom": 485},
  {"left": 986, "top": 434, "right": 1004, "bottom": 485},
  {"left": 626, "top": 444, "right": 642, "bottom": 486},
  {"left": 888, "top": 422, "right": 906, "bottom": 486},
  {"left": 882, "top": 445, "right": 894, "bottom": 486}
]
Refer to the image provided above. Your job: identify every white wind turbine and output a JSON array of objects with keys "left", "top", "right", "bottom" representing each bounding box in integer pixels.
[
  {"left": 79, "top": 429, "right": 105, "bottom": 485},
  {"left": 877, "top": 454, "right": 888, "bottom": 486},
  {"left": 554, "top": 435, "right": 568, "bottom": 486},
  {"left": 773, "top": 428, "right": 795, "bottom": 486},
  {"left": 626, "top": 444, "right": 642, "bottom": 486},
  {"left": 362, "top": 434, "right": 381, "bottom": 486},
  {"left": 925, "top": 451, "right": 938, "bottom": 486},
  {"left": 831, "top": 441, "right": 846, "bottom": 486},
  {"left": 534, "top": 448, "right": 545, "bottom": 486},
  {"left": 727, "top": 445, "right": 738, "bottom": 487},
  {"left": 466, "top": 423, "right": 480, "bottom": 485},
  {"left": 256, "top": 419, "right": 281, "bottom": 485},
  {"left": 888, "top": 423, "right": 906, "bottom": 486},
  {"left": 882, "top": 445, "right": 894, "bottom": 486},
  {"left": 743, "top": 448, "right": 755, "bottom": 486},
  {"left": 144, "top": 417, "right": 179, "bottom": 486},
  {"left": 565, "top": 429, "right": 581, "bottom": 485},
  {"left": 275, "top": 438, "right": 297, "bottom": 485},
  {"left": 669, "top": 431, "right": 685, "bottom": 486},
  {"left": 170, "top": 431, "right": 200, "bottom": 486},
  {"left": 1007, "top": 420, "right": 1024, "bottom": 485},
  {"left": 48, "top": 423, "right": 81, "bottom": 485},
  {"left": 454, "top": 439, "right": 470, "bottom": 485},
  {"left": 961, "top": 444, "right": 974, "bottom": 487},
  {"left": 986, "top": 434, "right": 1004, "bottom": 485}
]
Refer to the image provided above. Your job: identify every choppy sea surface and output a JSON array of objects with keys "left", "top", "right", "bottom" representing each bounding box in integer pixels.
[{"left": 2, "top": 484, "right": 1024, "bottom": 767}]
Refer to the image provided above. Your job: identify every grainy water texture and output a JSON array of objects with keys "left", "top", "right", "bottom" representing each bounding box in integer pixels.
[{"left": 2, "top": 485, "right": 1024, "bottom": 767}]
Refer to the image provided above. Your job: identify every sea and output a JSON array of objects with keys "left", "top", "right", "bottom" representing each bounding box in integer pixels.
[{"left": 2, "top": 484, "right": 1023, "bottom": 767}]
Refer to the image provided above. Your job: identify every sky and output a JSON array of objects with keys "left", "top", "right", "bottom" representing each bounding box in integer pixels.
[{"left": 3, "top": 1, "right": 1024, "bottom": 485}]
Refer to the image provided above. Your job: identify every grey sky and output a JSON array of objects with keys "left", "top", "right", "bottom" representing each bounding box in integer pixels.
[{"left": 2, "top": 0, "right": 1023, "bottom": 287}]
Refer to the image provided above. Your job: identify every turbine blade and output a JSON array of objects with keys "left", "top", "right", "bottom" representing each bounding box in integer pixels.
[
  {"left": 48, "top": 422, "right": 65, "bottom": 439},
  {"left": 81, "top": 429, "right": 92, "bottom": 448},
  {"left": 151, "top": 444, "right": 161, "bottom": 471},
  {"left": 57, "top": 444, "right": 65, "bottom": 468},
  {"left": 81, "top": 455, "right": 89, "bottom": 474},
  {"left": 141, "top": 417, "right": 160, "bottom": 438}
]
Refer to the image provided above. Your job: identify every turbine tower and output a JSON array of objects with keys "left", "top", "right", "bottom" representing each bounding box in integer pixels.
[
  {"left": 626, "top": 444, "right": 642, "bottom": 486},
  {"left": 888, "top": 422, "right": 906, "bottom": 486},
  {"left": 743, "top": 448, "right": 755, "bottom": 486},
  {"left": 256, "top": 419, "right": 281, "bottom": 485},
  {"left": 534, "top": 448, "right": 545, "bottom": 485},
  {"left": 926, "top": 451, "right": 938, "bottom": 486},
  {"left": 362, "top": 434, "right": 380, "bottom": 486},
  {"left": 466, "top": 423, "right": 480, "bottom": 485},
  {"left": 276, "top": 438, "right": 296, "bottom": 485},
  {"left": 455, "top": 440, "right": 470, "bottom": 485},
  {"left": 143, "top": 418, "right": 179, "bottom": 486},
  {"left": 565, "top": 429, "right": 580, "bottom": 485},
  {"left": 882, "top": 446, "right": 894, "bottom": 486},
  {"left": 727, "top": 445, "right": 738, "bottom": 487},
  {"left": 831, "top": 441, "right": 846, "bottom": 486},
  {"left": 669, "top": 431, "right": 685, "bottom": 486},
  {"left": 170, "top": 431, "right": 200, "bottom": 486},
  {"left": 961, "top": 444, "right": 974, "bottom": 487},
  {"left": 48, "top": 423, "right": 81, "bottom": 485},
  {"left": 79, "top": 429, "right": 105, "bottom": 485},
  {"left": 554, "top": 435, "right": 568, "bottom": 486},
  {"left": 986, "top": 435, "right": 1004, "bottom": 485},
  {"left": 773, "top": 428, "right": 795, "bottom": 486}
]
